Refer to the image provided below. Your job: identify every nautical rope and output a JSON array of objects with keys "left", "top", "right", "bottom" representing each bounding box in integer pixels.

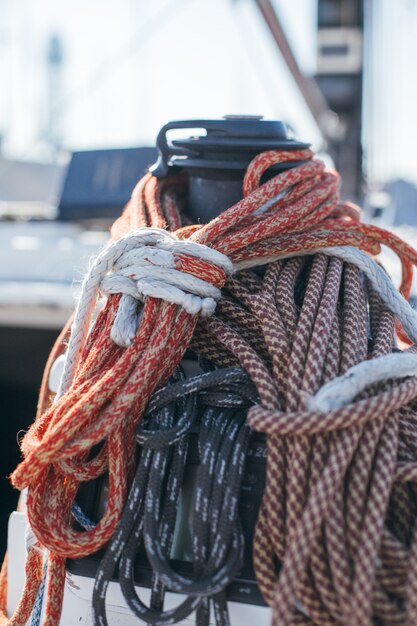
[
  {"left": 93, "top": 366, "right": 256, "bottom": 626},
  {"left": 29, "top": 560, "right": 47, "bottom": 626},
  {"left": 2, "top": 147, "right": 417, "bottom": 625},
  {"left": 236, "top": 245, "right": 417, "bottom": 343},
  {"left": 308, "top": 352, "right": 417, "bottom": 412},
  {"left": 59, "top": 227, "right": 233, "bottom": 394}
]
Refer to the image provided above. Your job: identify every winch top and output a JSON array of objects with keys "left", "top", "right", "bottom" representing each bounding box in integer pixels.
[{"left": 150, "top": 116, "right": 310, "bottom": 178}]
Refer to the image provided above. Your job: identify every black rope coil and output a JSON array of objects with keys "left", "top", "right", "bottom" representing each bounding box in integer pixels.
[{"left": 92, "top": 365, "right": 258, "bottom": 626}]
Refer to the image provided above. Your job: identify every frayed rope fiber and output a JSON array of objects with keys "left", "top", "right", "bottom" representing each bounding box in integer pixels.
[{"left": 3, "top": 147, "right": 417, "bottom": 625}]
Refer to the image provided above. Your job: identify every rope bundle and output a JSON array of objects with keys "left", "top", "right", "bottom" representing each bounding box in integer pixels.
[
  {"left": 93, "top": 365, "right": 256, "bottom": 626},
  {"left": 2, "top": 147, "right": 417, "bottom": 625}
]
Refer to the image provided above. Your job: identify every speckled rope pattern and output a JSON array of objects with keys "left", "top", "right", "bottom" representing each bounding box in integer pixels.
[{"left": 93, "top": 366, "right": 256, "bottom": 626}]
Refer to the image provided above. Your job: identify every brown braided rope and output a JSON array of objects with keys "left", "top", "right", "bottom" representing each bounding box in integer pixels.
[{"left": 197, "top": 255, "right": 417, "bottom": 626}]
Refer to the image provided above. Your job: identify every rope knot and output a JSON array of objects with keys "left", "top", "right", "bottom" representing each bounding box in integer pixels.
[{"left": 94, "top": 228, "right": 234, "bottom": 347}]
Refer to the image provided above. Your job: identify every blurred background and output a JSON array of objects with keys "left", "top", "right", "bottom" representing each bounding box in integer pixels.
[
  {"left": 0, "top": 0, "right": 416, "bottom": 554},
  {"left": 3, "top": 0, "right": 417, "bottom": 199}
]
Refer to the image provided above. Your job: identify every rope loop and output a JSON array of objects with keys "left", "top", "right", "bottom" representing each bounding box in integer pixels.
[
  {"left": 97, "top": 228, "right": 234, "bottom": 348},
  {"left": 248, "top": 376, "right": 417, "bottom": 437},
  {"left": 58, "top": 227, "right": 234, "bottom": 393}
]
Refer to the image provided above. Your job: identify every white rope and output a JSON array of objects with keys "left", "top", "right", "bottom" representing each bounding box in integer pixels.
[
  {"left": 235, "top": 245, "right": 417, "bottom": 344},
  {"left": 308, "top": 352, "right": 417, "bottom": 411},
  {"left": 58, "top": 228, "right": 233, "bottom": 395},
  {"left": 57, "top": 234, "right": 417, "bottom": 397},
  {"left": 110, "top": 294, "right": 143, "bottom": 349}
]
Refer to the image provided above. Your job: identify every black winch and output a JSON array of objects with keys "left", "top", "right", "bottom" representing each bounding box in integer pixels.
[{"left": 150, "top": 115, "right": 309, "bottom": 221}]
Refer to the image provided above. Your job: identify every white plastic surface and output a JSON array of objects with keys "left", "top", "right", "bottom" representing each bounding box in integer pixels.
[{"left": 48, "top": 354, "right": 66, "bottom": 393}]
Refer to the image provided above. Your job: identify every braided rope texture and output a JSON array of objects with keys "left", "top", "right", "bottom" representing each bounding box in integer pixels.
[
  {"left": 2, "top": 148, "right": 417, "bottom": 625},
  {"left": 93, "top": 366, "right": 256, "bottom": 626}
]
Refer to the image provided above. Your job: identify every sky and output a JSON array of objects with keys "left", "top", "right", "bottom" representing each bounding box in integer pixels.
[
  {"left": 0, "top": 0, "right": 321, "bottom": 160},
  {"left": 2, "top": 0, "right": 417, "bottom": 185},
  {"left": 362, "top": 0, "right": 417, "bottom": 184}
]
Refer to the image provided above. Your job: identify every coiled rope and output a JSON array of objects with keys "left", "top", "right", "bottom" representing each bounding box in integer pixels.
[
  {"left": 2, "top": 147, "right": 417, "bottom": 625},
  {"left": 93, "top": 365, "right": 256, "bottom": 626}
]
